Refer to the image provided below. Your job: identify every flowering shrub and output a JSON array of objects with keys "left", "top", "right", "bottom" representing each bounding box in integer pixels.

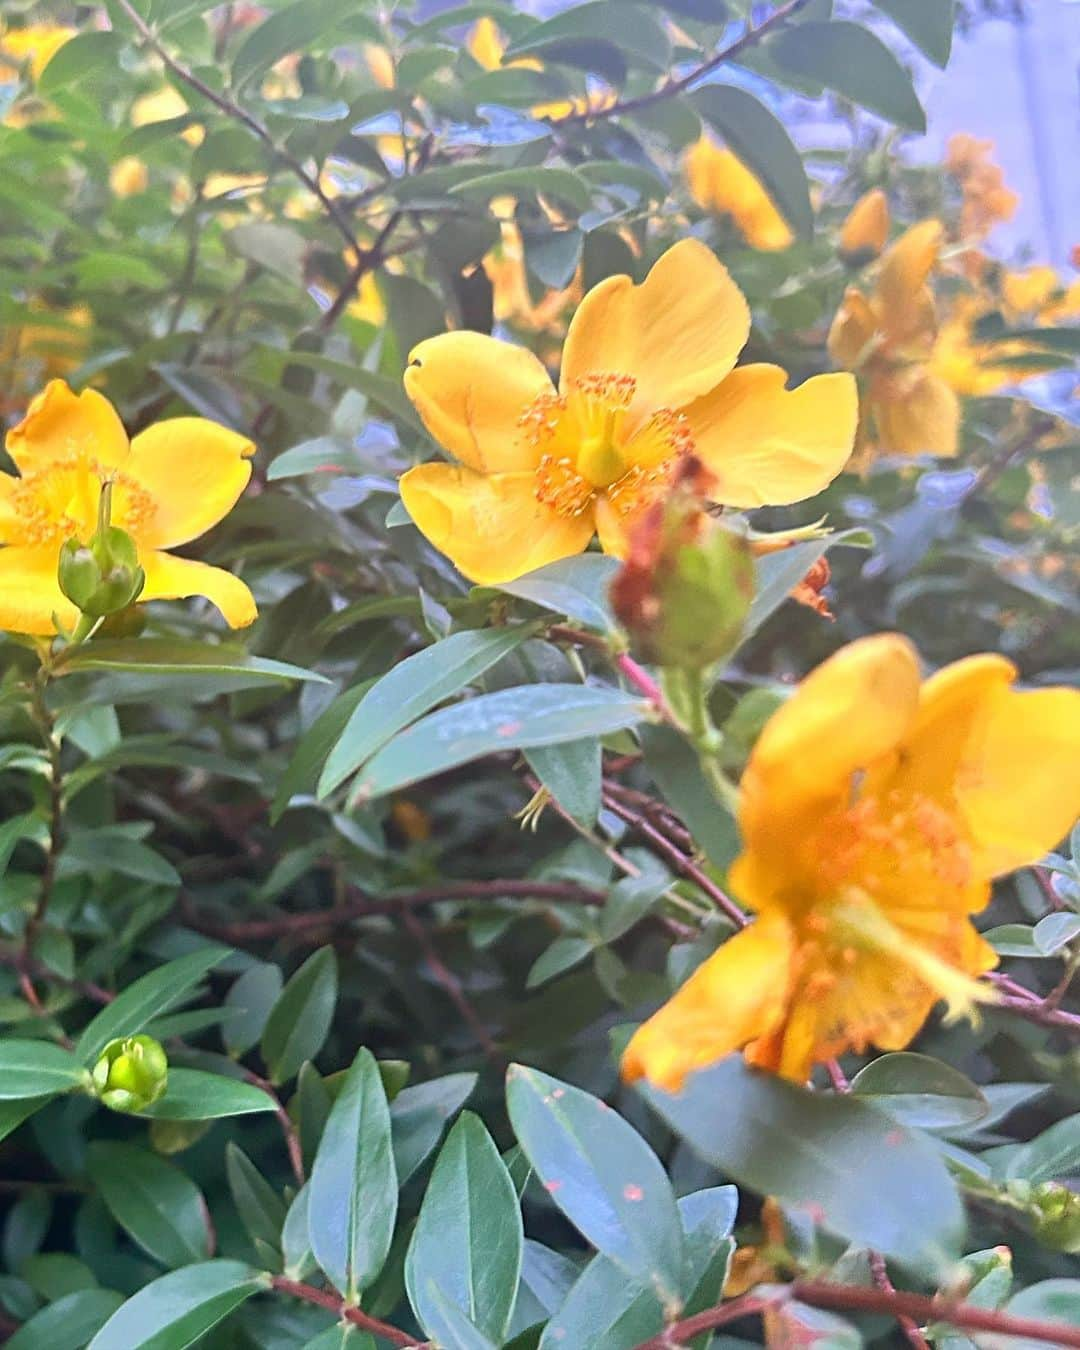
[{"left": 0, "top": 3, "right": 1078, "bottom": 1348}]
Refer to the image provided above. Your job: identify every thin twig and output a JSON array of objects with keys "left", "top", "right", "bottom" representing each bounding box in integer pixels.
[
  {"left": 601, "top": 791, "right": 748, "bottom": 929},
  {"left": 869, "top": 1253, "right": 931, "bottom": 1350},
  {"left": 111, "top": 0, "right": 362, "bottom": 260},
  {"left": 404, "top": 910, "right": 502, "bottom": 1067},
  {"left": 270, "top": 1277, "right": 423, "bottom": 1346},
  {"left": 184, "top": 879, "right": 607, "bottom": 944},
  {"left": 550, "top": 0, "right": 814, "bottom": 127},
  {"left": 986, "top": 973, "right": 1080, "bottom": 1035},
  {"left": 245, "top": 1073, "right": 305, "bottom": 1186}
]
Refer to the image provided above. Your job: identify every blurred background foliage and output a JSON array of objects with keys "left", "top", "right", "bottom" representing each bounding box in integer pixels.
[{"left": 0, "top": 0, "right": 1077, "bottom": 1347}]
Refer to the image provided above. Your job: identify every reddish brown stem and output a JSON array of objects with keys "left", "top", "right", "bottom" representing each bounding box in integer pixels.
[
  {"left": 869, "top": 1253, "right": 930, "bottom": 1350},
  {"left": 405, "top": 910, "right": 502, "bottom": 1067},
  {"left": 631, "top": 1280, "right": 1080, "bottom": 1348},
  {"left": 270, "top": 1277, "right": 422, "bottom": 1346},
  {"left": 245, "top": 1074, "right": 305, "bottom": 1186}
]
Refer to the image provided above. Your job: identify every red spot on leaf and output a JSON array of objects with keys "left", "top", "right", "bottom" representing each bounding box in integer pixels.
[
  {"left": 496, "top": 720, "right": 523, "bottom": 738},
  {"left": 623, "top": 1184, "right": 643, "bottom": 1202},
  {"left": 544, "top": 1179, "right": 563, "bottom": 1193},
  {"left": 885, "top": 1129, "right": 905, "bottom": 1147}
]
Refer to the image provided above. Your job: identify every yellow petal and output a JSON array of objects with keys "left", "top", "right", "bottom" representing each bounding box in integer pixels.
[
  {"left": 876, "top": 219, "right": 942, "bottom": 324},
  {"left": 686, "top": 365, "right": 857, "bottom": 508},
  {"left": 686, "top": 143, "right": 793, "bottom": 251},
  {"left": 839, "top": 188, "right": 890, "bottom": 261},
  {"left": 733, "top": 635, "right": 921, "bottom": 905},
  {"left": 5, "top": 381, "right": 129, "bottom": 474},
  {"left": 872, "top": 369, "right": 959, "bottom": 458},
  {"left": 0, "top": 544, "right": 76, "bottom": 635},
  {"left": 560, "top": 239, "right": 750, "bottom": 414},
  {"left": 125, "top": 418, "right": 255, "bottom": 548},
  {"left": 139, "top": 551, "right": 257, "bottom": 628},
  {"left": 399, "top": 463, "right": 594, "bottom": 586},
  {"left": 0, "top": 474, "right": 17, "bottom": 543},
  {"left": 827, "top": 286, "right": 879, "bottom": 368},
  {"left": 621, "top": 913, "right": 793, "bottom": 1092},
  {"left": 403, "top": 332, "right": 555, "bottom": 473}
]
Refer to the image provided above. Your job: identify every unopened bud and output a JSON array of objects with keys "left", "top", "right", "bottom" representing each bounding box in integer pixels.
[
  {"left": 58, "top": 526, "right": 145, "bottom": 619},
  {"left": 1032, "top": 1182, "right": 1080, "bottom": 1253},
  {"left": 839, "top": 188, "right": 890, "bottom": 265},
  {"left": 610, "top": 462, "right": 755, "bottom": 671},
  {"left": 91, "top": 1034, "right": 168, "bottom": 1113}
]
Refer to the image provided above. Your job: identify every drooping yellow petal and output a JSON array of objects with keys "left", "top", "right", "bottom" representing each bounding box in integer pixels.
[
  {"left": 125, "top": 418, "right": 255, "bottom": 548},
  {"left": 839, "top": 188, "right": 890, "bottom": 262},
  {"left": 827, "top": 286, "right": 879, "bottom": 368},
  {"left": 876, "top": 219, "right": 942, "bottom": 321},
  {"left": 403, "top": 333, "right": 555, "bottom": 474},
  {"left": 621, "top": 913, "right": 794, "bottom": 1092},
  {"left": 560, "top": 239, "right": 751, "bottom": 414},
  {"left": 686, "top": 365, "right": 858, "bottom": 508},
  {"left": 733, "top": 634, "right": 921, "bottom": 905},
  {"left": 399, "top": 463, "right": 595, "bottom": 585},
  {"left": 467, "top": 16, "right": 506, "bottom": 71},
  {"left": 0, "top": 544, "right": 77, "bottom": 635},
  {"left": 686, "top": 142, "right": 793, "bottom": 252},
  {"left": 872, "top": 369, "right": 959, "bottom": 458},
  {"left": 139, "top": 551, "right": 256, "bottom": 629},
  {"left": 5, "top": 380, "right": 129, "bottom": 474}
]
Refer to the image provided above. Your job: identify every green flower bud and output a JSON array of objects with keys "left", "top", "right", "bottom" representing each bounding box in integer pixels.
[
  {"left": 611, "top": 480, "right": 755, "bottom": 672},
  {"left": 91, "top": 1034, "right": 168, "bottom": 1113},
  {"left": 58, "top": 524, "right": 145, "bottom": 620},
  {"left": 1032, "top": 1182, "right": 1080, "bottom": 1254},
  {"left": 57, "top": 539, "right": 104, "bottom": 611}
]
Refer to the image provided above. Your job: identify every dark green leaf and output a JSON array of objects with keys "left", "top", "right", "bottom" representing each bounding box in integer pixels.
[
  {"left": 77, "top": 947, "right": 231, "bottom": 1064},
  {"left": 640, "top": 1056, "right": 964, "bottom": 1273},
  {"left": 525, "top": 739, "right": 601, "bottom": 828},
  {"left": 39, "top": 32, "right": 122, "bottom": 92},
  {"left": 226, "top": 1142, "right": 288, "bottom": 1252},
  {"left": 261, "top": 947, "right": 338, "bottom": 1086},
  {"left": 6, "top": 1288, "right": 125, "bottom": 1350},
  {"left": 406, "top": 1112, "right": 523, "bottom": 1344},
  {"left": 271, "top": 682, "right": 374, "bottom": 823},
  {"left": 506, "top": 1065, "right": 684, "bottom": 1302},
  {"left": 691, "top": 85, "right": 812, "bottom": 238},
  {"left": 309, "top": 1048, "right": 397, "bottom": 1300},
  {"left": 87, "top": 1142, "right": 211, "bottom": 1269},
  {"left": 769, "top": 21, "right": 926, "bottom": 132},
  {"left": 872, "top": 0, "right": 954, "bottom": 67},
  {"left": 850, "top": 1054, "right": 989, "bottom": 1131},
  {"left": 495, "top": 555, "right": 621, "bottom": 633},
  {"left": 223, "top": 964, "right": 284, "bottom": 1057},
  {"left": 319, "top": 628, "right": 535, "bottom": 797},
  {"left": 0, "top": 1042, "right": 86, "bottom": 1099},
  {"left": 351, "top": 686, "right": 648, "bottom": 803},
  {"left": 138, "top": 1070, "right": 276, "bottom": 1121},
  {"left": 86, "top": 1261, "right": 261, "bottom": 1350},
  {"left": 451, "top": 168, "right": 592, "bottom": 212},
  {"left": 390, "top": 1073, "right": 478, "bottom": 1185},
  {"left": 55, "top": 640, "right": 326, "bottom": 687}
]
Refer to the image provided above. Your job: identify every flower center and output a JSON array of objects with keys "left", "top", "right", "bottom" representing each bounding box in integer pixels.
[
  {"left": 815, "top": 787, "right": 973, "bottom": 912},
  {"left": 524, "top": 372, "right": 694, "bottom": 520},
  {"left": 8, "top": 454, "right": 155, "bottom": 548}
]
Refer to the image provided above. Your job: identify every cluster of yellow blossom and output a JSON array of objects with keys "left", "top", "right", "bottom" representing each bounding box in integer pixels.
[{"left": 946, "top": 133, "right": 1019, "bottom": 241}]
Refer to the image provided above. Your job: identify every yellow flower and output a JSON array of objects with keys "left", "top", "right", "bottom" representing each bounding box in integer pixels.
[
  {"left": 465, "top": 18, "right": 611, "bottom": 120},
  {"left": 946, "top": 133, "right": 1018, "bottom": 241},
  {"left": 0, "top": 302, "right": 89, "bottom": 416},
  {"left": 110, "top": 155, "right": 149, "bottom": 198},
  {"left": 485, "top": 218, "right": 582, "bottom": 336},
  {"left": 0, "top": 22, "right": 74, "bottom": 125},
  {"left": 400, "top": 239, "right": 857, "bottom": 585},
  {"left": 839, "top": 188, "right": 890, "bottom": 263},
  {"left": 624, "top": 634, "right": 1080, "bottom": 1089},
  {"left": 1002, "top": 265, "right": 1080, "bottom": 325},
  {"left": 930, "top": 295, "right": 1045, "bottom": 398},
  {"left": 686, "top": 139, "right": 793, "bottom": 252},
  {"left": 131, "top": 83, "right": 204, "bottom": 147},
  {"left": 829, "top": 219, "right": 960, "bottom": 460},
  {"left": 0, "top": 381, "right": 257, "bottom": 635}
]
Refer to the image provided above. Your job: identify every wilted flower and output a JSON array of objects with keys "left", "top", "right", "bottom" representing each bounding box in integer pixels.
[
  {"left": 401, "top": 239, "right": 857, "bottom": 585},
  {"left": 623, "top": 634, "right": 1080, "bottom": 1088}
]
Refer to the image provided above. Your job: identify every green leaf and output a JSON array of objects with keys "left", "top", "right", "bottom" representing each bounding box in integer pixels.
[
  {"left": 1002, "top": 327, "right": 1080, "bottom": 356},
  {"left": 282, "top": 1184, "right": 316, "bottom": 1282},
  {"left": 6, "top": 1288, "right": 126, "bottom": 1350},
  {"left": 992, "top": 1280, "right": 1080, "bottom": 1350},
  {"left": 55, "top": 640, "right": 326, "bottom": 687},
  {"left": 983, "top": 924, "right": 1049, "bottom": 959},
  {"left": 997, "top": 1115, "right": 1080, "bottom": 1185},
  {"left": 691, "top": 85, "right": 813, "bottom": 239},
  {"left": 872, "top": 0, "right": 954, "bottom": 67},
  {"left": 527, "top": 937, "right": 595, "bottom": 990},
  {"left": 39, "top": 31, "right": 122, "bottom": 92},
  {"left": 256, "top": 350, "right": 422, "bottom": 430},
  {"left": 271, "top": 682, "right": 375, "bottom": 823},
  {"left": 226, "top": 1142, "right": 288, "bottom": 1252},
  {"left": 351, "top": 685, "right": 649, "bottom": 804},
  {"left": 451, "top": 168, "right": 592, "bottom": 212},
  {"left": 261, "top": 946, "right": 338, "bottom": 1086},
  {"left": 61, "top": 831, "right": 180, "bottom": 889},
  {"left": 224, "top": 964, "right": 285, "bottom": 1057},
  {"left": 769, "top": 21, "right": 926, "bottom": 132},
  {"left": 309, "top": 1048, "right": 398, "bottom": 1300},
  {"left": 506, "top": 1065, "right": 684, "bottom": 1303},
  {"left": 599, "top": 870, "right": 671, "bottom": 945},
  {"left": 232, "top": 0, "right": 351, "bottom": 86},
  {"left": 0, "top": 1097, "right": 55, "bottom": 1144},
  {"left": 406, "top": 1112, "right": 523, "bottom": 1344},
  {"left": 495, "top": 555, "right": 621, "bottom": 633},
  {"left": 390, "top": 1072, "right": 478, "bottom": 1186},
  {"left": 1033, "top": 911, "right": 1080, "bottom": 955},
  {"left": 86, "top": 1142, "right": 211, "bottom": 1269},
  {"left": 319, "top": 628, "right": 535, "bottom": 797},
  {"left": 0, "top": 1042, "right": 86, "bottom": 1099},
  {"left": 640, "top": 1056, "right": 964, "bottom": 1273},
  {"left": 139, "top": 1070, "right": 276, "bottom": 1121},
  {"left": 86, "top": 1261, "right": 261, "bottom": 1350},
  {"left": 538, "top": 1249, "right": 664, "bottom": 1349},
  {"left": 0, "top": 814, "right": 47, "bottom": 883},
  {"left": 524, "top": 739, "right": 601, "bottom": 828},
  {"left": 850, "top": 1054, "right": 989, "bottom": 1131},
  {"left": 506, "top": 2, "right": 672, "bottom": 75},
  {"left": 639, "top": 723, "right": 740, "bottom": 871},
  {"left": 77, "top": 947, "right": 231, "bottom": 1064}
]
